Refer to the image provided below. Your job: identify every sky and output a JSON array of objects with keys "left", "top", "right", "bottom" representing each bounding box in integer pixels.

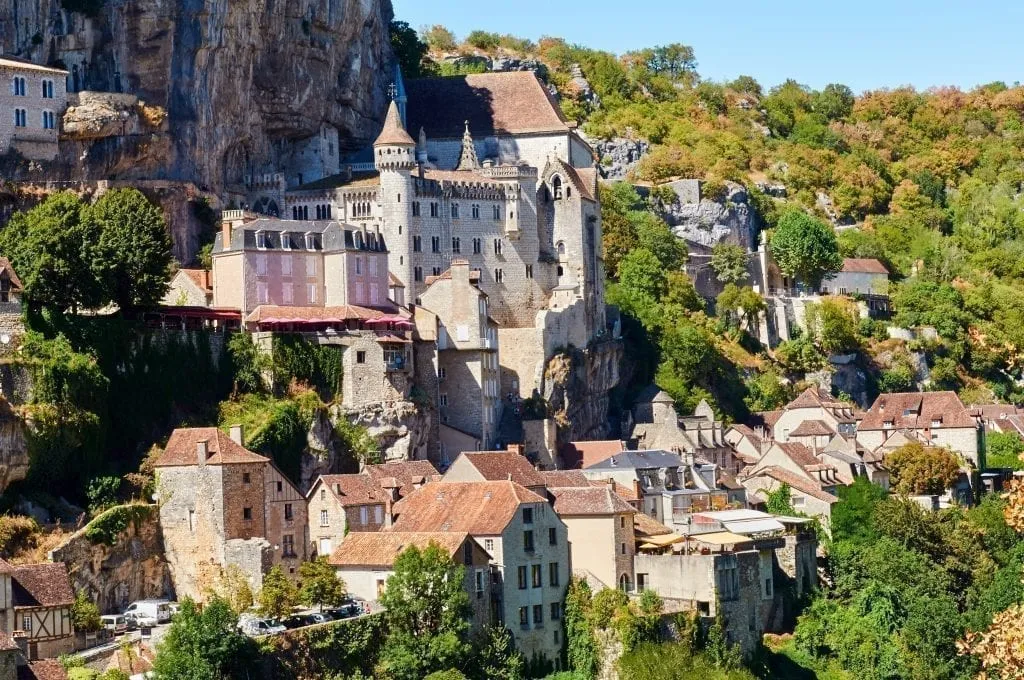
[{"left": 391, "top": 0, "right": 1024, "bottom": 93}]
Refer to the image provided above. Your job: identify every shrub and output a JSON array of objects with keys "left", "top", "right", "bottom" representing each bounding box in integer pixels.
[
  {"left": 84, "top": 504, "right": 153, "bottom": 546},
  {"left": 0, "top": 515, "right": 41, "bottom": 558}
]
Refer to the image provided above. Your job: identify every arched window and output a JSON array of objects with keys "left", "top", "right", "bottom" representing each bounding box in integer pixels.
[
  {"left": 618, "top": 574, "right": 631, "bottom": 592},
  {"left": 557, "top": 241, "right": 566, "bottom": 255},
  {"left": 552, "top": 176, "right": 563, "bottom": 200}
]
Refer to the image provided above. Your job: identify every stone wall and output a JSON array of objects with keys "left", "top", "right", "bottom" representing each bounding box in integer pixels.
[
  {"left": 542, "top": 340, "right": 623, "bottom": 443},
  {"left": 50, "top": 505, "right": 173, "bottom": 614},
  {"left": 0, "top": 397, "right": 29, "bottom": 494}
]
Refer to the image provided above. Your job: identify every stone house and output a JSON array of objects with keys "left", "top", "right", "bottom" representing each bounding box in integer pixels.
[
  {"left": 441, "top": 448, "right": 548, "bottom": 494},
  {"left": 739, "top": 442, "right": 841, "bottom": 524},
  {"left": 391, "top": 481, "right": 570, "bottom": 667},
  {"left": 306, "top": 474, "right": 390, "bottom": 559},
  {"left": 212, "top": 212, "right": 390, "bottom": 319},
  {"left": 154, "top": 426, "right": 308, "bottom": 600},
  {"left": 0, "top": 57, "right": 67, "bottom": 161},
  {"left": 767, "top": 387, "right": 860, "bottom": 444},
  {"left": 547, "top": 485, "right": 636, "bottom": 592},
  {"left": 821, "top": 258, "right": 890, "bottom": 297},
  {"left": 415, "top": 259, "right": 501, "bottom": 454},
  {"left": 629, "top": 388, "right": 739, "bottom": 474},
  {"left": 363, "top": 459, "right": 439, "bottom": 497},
  {"left": 0, "top": 258, "right": 24, "bottom": 355},
  {"left": 581, "top": 449, "right": 742, "bottom": 532},
  {"left": 857, "top": 391, "right": 984, "bottom": 467},
  {"left": 328, "top": 531, "right": 492, "bottom": 632},
  {"left": 162, "top": 269, "right": 213, "bottom": 307},
  {"left": 0, "top": 560, "right": 75, "bottom": 661}
]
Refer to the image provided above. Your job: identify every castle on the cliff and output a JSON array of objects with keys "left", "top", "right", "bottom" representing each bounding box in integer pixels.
[{"left": 222, "top": 71, "right": 615, "bottom": 458}]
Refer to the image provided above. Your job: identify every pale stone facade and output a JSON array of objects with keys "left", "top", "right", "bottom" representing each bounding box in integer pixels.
[{"left": 0, "top": 57, "right": 67, "bottom": 161}]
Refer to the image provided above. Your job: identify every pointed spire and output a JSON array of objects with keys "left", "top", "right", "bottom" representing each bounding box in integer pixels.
[
  {"left": 373, "top": 100, "right": 415, "bottom": 147},
  {"left": 418, "top": 126, "right": 427, "bottom": 149},
  {"left": 456, "top": 120, "right": 480, "bottom": 171}
]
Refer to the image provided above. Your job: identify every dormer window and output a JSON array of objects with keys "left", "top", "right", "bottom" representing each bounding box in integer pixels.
[
  {"left": 931, "top": 418, "right": 942, "bottom": 428},
  {"left": 281, "top": 232, "right": 291, "bottom": 250},
  {"left": 903, "top": 408, "right": 916, "bottom": 417},
  {"left": 883, "top": 420, "right": 894, "bottom": 429},
  {"left": 256, "top": 230, "right": 268, "bottom": 249},
  {"left": 305, "top": 233, "right": 316, "bottom": 251}
]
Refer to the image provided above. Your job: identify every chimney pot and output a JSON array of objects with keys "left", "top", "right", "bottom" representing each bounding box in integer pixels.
[{"left": 229, "top": 424, "right": 244, "bottom": 445}]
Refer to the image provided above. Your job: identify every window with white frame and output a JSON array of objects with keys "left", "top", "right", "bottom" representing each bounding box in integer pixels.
[
  {"left": 307, "top": 257, "right": 317, "bottom": 276},
  {"left": 320, "top": 509, "right": 329, "bottom": 526},
  {"left": 255, "top": 254, "right": 268, "bottom": 276},
  {"left": 256, "top": 282, "right": 269, "bottom": 304},
  {"left": 281, "top": 255, "right": 293, "bottom": 276},
  {"left": 309, "top": 284, "right": 318, "bottom": 303}
]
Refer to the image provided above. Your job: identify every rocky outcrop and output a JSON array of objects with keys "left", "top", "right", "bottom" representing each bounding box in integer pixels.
[
  {"left": 50, "top": 505, "right": 172, "bottom": 614},
  {"left": 542, "top": 340, "right": 623, "bottom": 443},
  {"left": 655, "top": 180, "right": 758, "bottom": 252},
  {"left": 588, "top": 136, "right": 649, "bottom": 180},
  {"left": 0, "top": 398, "right": 29, "bottom": 494},
  {"left": 62, "top": 91, "right": 163, "bottom": 140},
  {"left": 339, "top": 401, "right": 432, "bottom": 463},
  {"left": 2, "top": 0, "right": 394, "bottom": 191}
]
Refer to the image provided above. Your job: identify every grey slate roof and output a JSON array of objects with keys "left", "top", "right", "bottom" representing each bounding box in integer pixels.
[
  {"left": 584, "top": 449, "right": 684, "bottom": 471},
  {"left": 214, "top": 218, "right": 387, "bottom": 254}
]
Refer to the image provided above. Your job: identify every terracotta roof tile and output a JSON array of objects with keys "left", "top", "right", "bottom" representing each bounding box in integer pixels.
[
  {"left": 0, "top": 630, "right": 16, "bottom": 652},
  {"left": 18, "top": 660, "right": 68, "bottom": 680},
  {"left": 860, "top": 391, "right": 977, "bottom": 430},
  {"left": 364, "top": 460, "right": 439, "bottom": 499},
  {"left": 458, "top": 451, "right": 547, "bottom": 488},
  {"left": 550, "top": 487, "right": 635, "bottom": 516},
  {"left": 392, "top": 481, "right": 545, "bottom": 534},
  {"left": 841, "top": 258, "right": 889, "bottom": 274},
  {"left": 754, "top": 466, "right": 839, "bottom": 503},
  {"left": 789, "top": 420, "right": 836, "bottom": 437},
  {"left": 539, "top": 470, "right": 591, "bottom": 488},
  {"left": 374, "top": 100, "right": 415, "bottom": 147},
  {"left": 329, "top": 531, "right": 472, "bottom": 567},
  {"left": 180, "top": 268, "right": 212, "bottom": 293},
  {"left": 633, "top": 512, "right": 675, "bottom": 537},
  {"left": 245, "top": 304, "right": 404, "bottom": 324},
  {"left": 318, "top": 474, "right": 389, "bottom": 507},
  {"left": 560, "top": 440, "right": 628, "bottom": 469},
  {"left": 590, "top": 479, "right": 640, "bottom": 502},
  {"left": 774, "top": 442, "right": 823, "bottom": 470},
  {"left": 551, "top": 159, "right": 596, "bottom": 202},
  {"left": 12, "top": 562, "right": 74, "bottom": 607},
  {"left": 407, "top": 72, "right": 571, "bottom": 138},
  {"left": 154, "top": 428, "right": 268, "bottom": 467}
]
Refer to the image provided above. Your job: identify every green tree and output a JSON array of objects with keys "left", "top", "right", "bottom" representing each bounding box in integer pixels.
[
  {"left": 256, "top": 566, "right": 298, "bottom": 620},
  {"left": 390, "top": 21, "right": 429, "bottom": 79},
  {"left": 710, "top": 243, "right": 749, "bottom": 284},
  {"left": 831, "top": 476, "right": 886, "bottom": 543},
  {"left": 473, "top": 626, "right": 525, "bottom": 680},
  {"left": 885, "top": 442, "right": 961, "bottom": 495},
  {"left": 90, "top": 188, "right": 172, "bottom": 310},
  {"left": 71, "top": 590, "right": 101, "bottom": 632},
  {"left": 813, "top": 83, "right": 855, "bottom": 120},
  {"left": 769, "top": 209, "right": 843, "bottom": 288},
  {"left": 765, "top": 483, "right": 796, "bottom": 515},
  {"left": 86, "top": 476, "right": 121, "bottom": 515},
  {"left": 716, "top": 284, "right": 764, "bottom": 331},
  {"left": 774, "top": 335, "right": 826, "bottom": 374},
  {"left": 0, "top": 191, "right": 103, "bottom": 313},
  {"left": 564, "top": 578, "right": 599, "bottom": 678},
  {"left": 152, "top": 597, "right": 254, "bottom": 680},
  {"left": 207, "top": 565, "right": 254, "bottom": 614},
  {"left": 986, "top": 431, "right": 1024, "bottom": 470},
  {"left": 743, "top": 370, "right": 792, "bottom": 412},
  {"left": 804, "top": 297, "right": 860, "bottom": 353},
  {"left": 298, "top": 556, "right": 347, "bottom": 612},
  {"left": 422, "top": 25, "right": 457, "bottom": 52},
  {"left": 378, "top": 542, "right": 472, "bottom": 680}
]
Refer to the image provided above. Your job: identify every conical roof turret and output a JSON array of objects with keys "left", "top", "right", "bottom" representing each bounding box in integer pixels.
[{"left": 374, "top": 100, "right": 415, "bottom": 147}]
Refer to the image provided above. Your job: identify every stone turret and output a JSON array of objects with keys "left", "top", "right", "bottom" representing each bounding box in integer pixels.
[{"left": 456, "top": 121, "right": 480, "bottom": 171}]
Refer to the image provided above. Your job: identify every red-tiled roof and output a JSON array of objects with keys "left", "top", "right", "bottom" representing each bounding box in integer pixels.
[
  {"left": 841, "top": 258, "right": 889, "bottom": 274},
  {"left": 774, "top": 442, "right": 822, "bottom": 470},
  {"left": 388, "top": 272, "right": 405, "bottom": 288},
  {"left": 18, "top": 660, "right": 68, "bottom": 680},
  {"left": 457, "top": 451, "right": 547, "bottom": 488},
  {"left": 789, "top": 420, "right": 835, "bottom": 437},
  {"left": 329, "top": 531, "right": 472, "bottom": 567},
  {"left": 560, "top": 440, "right": 627, "bottom": 469},
  {"left": 0, "top": 630, "right": 16, "bottom": 652},
  {"left": 318, "top": 474, "right": 389, "bottom": 507},
  {"left": 591, "top": 479, "right": 640, "bottom": 502},
  {"left": 550, "top": 487, "right": 635, "bottom": 516},
  {"left": 634, "top": 512, "right": 675, "bottom": 537},
  {"left": 364, "top": 460, "right": 439, "bottom": 499},
  {"left": 245, "top": 304, "right": 403, "bottom": 324},
  {"left": 11, "top": 562, "right": 74, "bottom": 607},
  {"left": 180, "top": 268, "right": 213, "bottom": 293},
  {"left": 754, "top": 466, "right": 839, "bottom": 503},
  {"left": 755, "top": 410, "right": 784, "bottom": 429},
  {"left": 407, "top": 72, "right": 571, "bottom": 138},
  {"left": 374, "top": 100, "right": 415, "bottom": 147},
  {"left": 787, "top": 387, "right": 837, "bottom": 410},
  {"left": 860, "top": 391, "right": 977, "bottom": 430},
  {"left": 392, "top": 481, "right": 545, "bottom": 534},
  {"left": 539, "top": 470, "right": 592, "bottom": 488},
  {"left": 154, "top": 428, "right": 268, "bottom": 467}
]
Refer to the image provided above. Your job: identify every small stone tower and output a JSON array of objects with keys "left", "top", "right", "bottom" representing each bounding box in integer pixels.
[{"left": 374, "top": 100, "right": 417, "bottom": 293}]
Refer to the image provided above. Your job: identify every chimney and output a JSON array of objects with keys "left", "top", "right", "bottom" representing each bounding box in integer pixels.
[
  {"left": 451, "top": 259, "right": 471, "bottom": 289},
  {"left": 633, "top": 479, "right": 641, "bottom": 499},
  {"left": 221, "top": 218, "right": 231, "bottom": 251},
  {"left": 508, "top": 443, "right": 525, "bottom": 456},
  {"left": 335, "top": 484, "right": 342, "bottom": 496},
  {"left": 196, "top": 439, "right": 209, "bottom": 465},
  {"left": 684, "top": 451, "right": 695, "bottom": 468},
  {"left": 606, "top": 478, "right": 616, "bottom": 493},
  {"left": 229, "top": 424, "right": 244, "bottom": 445}
]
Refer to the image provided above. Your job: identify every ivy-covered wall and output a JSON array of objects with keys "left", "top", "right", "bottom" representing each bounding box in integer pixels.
[{"left": 257, "top": 613, "right": 385, "bottom": 679}]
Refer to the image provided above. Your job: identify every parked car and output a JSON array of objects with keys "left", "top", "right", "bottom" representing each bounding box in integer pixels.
[
  {"left": 283, "top": 614, "right": 315, "bottom": 629},
  {"left": 123, "top": 599, "right": 172, "bottom": 624},
  {"left": 307, "top": 612, "right": 333, "bottom": 624},
  {"left": 100, "top": 615, "right": 128, "bottom": 635},
  {"left": 127, "top": 613, "right": 158, "bottom": 629},
  {"left": 238, "top": 616, "right": 286, "bottom": 637}
]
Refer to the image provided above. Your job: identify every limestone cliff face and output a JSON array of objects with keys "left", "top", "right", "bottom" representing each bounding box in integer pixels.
[
  {"left": 2, "top": 0, "right": 394, "bottom": 189},
  {"left": 50, "top": 505, "right": 173, "bottom": 614},
  {"left": 0, "top": 396, "right": 30, "bottom": 495},
  {"left": 542, "top": 340, "right": 623, "bottom": 443}
]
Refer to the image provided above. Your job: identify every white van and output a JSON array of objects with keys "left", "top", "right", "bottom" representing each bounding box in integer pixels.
[
  {"left": 100, "top": 614, "right": 128, "bottom": 635},
  {"left": 123, "top": 600, "right": 172, "bottom": 624}
]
